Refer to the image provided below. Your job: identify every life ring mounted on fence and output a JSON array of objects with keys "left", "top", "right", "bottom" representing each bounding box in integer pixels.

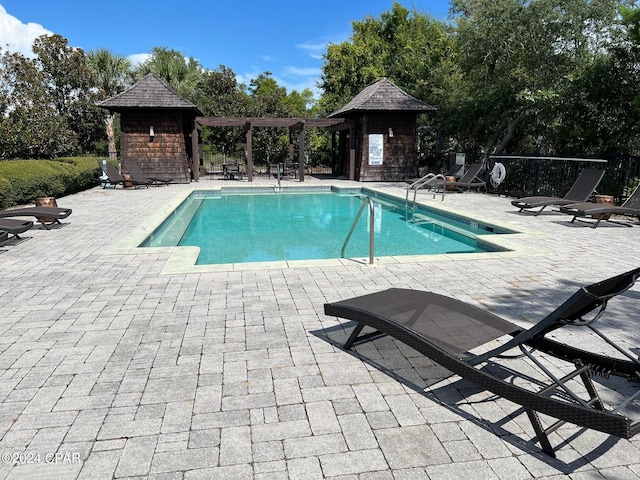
[{"left": 490, "top": 162, "right": 506, "bottom": 187}]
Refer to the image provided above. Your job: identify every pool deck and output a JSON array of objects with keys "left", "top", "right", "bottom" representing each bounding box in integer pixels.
[{"left": 1, "top": 175, "right": 639, "bottom": 479}]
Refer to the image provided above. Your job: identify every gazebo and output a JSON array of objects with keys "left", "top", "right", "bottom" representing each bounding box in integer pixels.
[
  {"left": 329, "top": 78, "right": 436, "bottom": 181},
  {"left": 97, "top": 73, "right": 203, "bottom": 183}
]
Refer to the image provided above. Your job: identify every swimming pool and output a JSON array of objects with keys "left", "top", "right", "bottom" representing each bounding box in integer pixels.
[{"left": 141, "top": 187, "right": 514, "bottom": 265}]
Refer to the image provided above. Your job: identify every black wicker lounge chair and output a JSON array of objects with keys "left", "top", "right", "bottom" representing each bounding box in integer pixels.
[
  {"left": 445, "top": 163, "right": 486, "bottom": 191},
  {"left": 406, "top": 164, "right": 464, "bottom": 187},
  {"left": 0, "top": 206, "right": 72, "bottom": 229},
  {"left": 324, "top": 268, "right": 640, "bottom": 456},
  {"left": 0, "top": 219, "right": 34, "bottom": 239},
  {"left": 511, "top": 168, "right": 605, "bottom": 215},
  {"left": 559, "top": 183, "right": 640, "bottom": 228},
  {"left": 100, "top": 163, "right": 151, "bottom": 188},
  {"left": 122, "top": 160, "right": 172, "bottom": 186}
]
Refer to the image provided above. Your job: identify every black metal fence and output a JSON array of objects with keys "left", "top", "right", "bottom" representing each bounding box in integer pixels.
[
  {"left": 200, "top": 153, "right": 332, "bottom": 178},
  {"left": 448, "top": 154, "right": 640, "bottom": 204}
]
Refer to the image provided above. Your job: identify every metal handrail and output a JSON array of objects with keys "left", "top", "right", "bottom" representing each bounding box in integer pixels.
[
  {"left": 405, "top": 173, "right": 446, "bottom": 206},
  {"left": 341, "top": 196, "right": 375, "bottom": 265}
]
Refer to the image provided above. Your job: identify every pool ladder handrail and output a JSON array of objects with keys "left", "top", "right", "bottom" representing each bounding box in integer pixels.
[
  {"left": 405, "top": 173, "right": 446, "bottom": 206},
  {"left": 341, "top": 196, "right": 375, "bottom": 265}
]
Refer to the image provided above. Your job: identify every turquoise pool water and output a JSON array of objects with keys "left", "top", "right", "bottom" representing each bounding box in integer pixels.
[{"left": 141, "top": 188, "right": 512, "bottom": 265}]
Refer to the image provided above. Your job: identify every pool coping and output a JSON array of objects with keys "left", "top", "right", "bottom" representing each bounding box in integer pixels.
[{"left": 107, "top": 184, "right": 548, "bottom": 274}]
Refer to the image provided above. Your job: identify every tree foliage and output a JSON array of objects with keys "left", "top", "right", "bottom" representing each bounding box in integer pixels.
[
  {"left": 0, "top": 45, "right": 78, "bottom": 159},
  {"left": 87, "top": 48, "right": 132, "bottom": 159},
  {"left": 447, "top": 0, "right": 631, "bottom": 156},
  {"left": 3, "top": 2, "right": 640, "bottom": 163},
  {"left": 319, "top": 1, "right": 454, "bottom": 115},
  {"left": 320, "top": 0, "right": 640, "bottom": 159},
  {"left": 135, "top": 47, "right": 204, "bottom": 103}
]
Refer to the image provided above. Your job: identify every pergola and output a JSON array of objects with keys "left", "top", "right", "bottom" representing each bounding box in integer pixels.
[{"left": 192, "top": 117, "right": 347, "bottom": 181}]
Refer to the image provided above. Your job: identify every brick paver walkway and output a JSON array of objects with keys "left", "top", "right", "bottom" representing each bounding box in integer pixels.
[{"left": 0, "top": 175, "right": 639, "bottom": 479}]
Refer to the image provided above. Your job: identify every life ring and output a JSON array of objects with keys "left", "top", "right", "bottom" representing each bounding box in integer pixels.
[{"left": 490, "top": 162, "right": 506, "bottom": 187}]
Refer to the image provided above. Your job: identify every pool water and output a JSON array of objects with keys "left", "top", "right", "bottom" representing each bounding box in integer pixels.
[{"left": 141, "top": 188, "right": 512, "bottom": 265}]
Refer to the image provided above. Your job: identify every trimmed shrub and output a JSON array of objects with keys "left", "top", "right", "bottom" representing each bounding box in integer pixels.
[{"left": 0, "top": 157, "right": 103, "bottom": 208}]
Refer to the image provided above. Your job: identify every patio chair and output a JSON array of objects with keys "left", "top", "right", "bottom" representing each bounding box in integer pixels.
[
  {"left": 511, "top": 169, "right": 605, "bottom": 216},
  {"left": 0, "top": 230, "right": 8, "bottom": 244},
  {"left": 122, "top": 160, "right": 172, "bottom": 186},
  {"left": 0, "top": 219, "right": 34, "bottom": 239},
  {"left": 223, "top": 161, "right": 243, "bottom": 180},
  {"left": 0, "top": 206, "right": 72, "bottom": 229},
  {"left": 445, "top": 163, "right": 486, "bottom": 191},
  {"left": 559, "top": 183, "right": 640, "bottom": 228},
  {"left": 98, "top": 163, "right": 124, "bottom": 188},
  {"left": 101, "top": 163, "right": 151, "bottom": 188},
  {"left": 284, "top": 161, "right": 299, "bottom": 178},
  {"left": 407, "top": 163, "right": 462, "bottom": 188},
  {"left": 324, "top": 267, "right": 640, "bottom": 456}
]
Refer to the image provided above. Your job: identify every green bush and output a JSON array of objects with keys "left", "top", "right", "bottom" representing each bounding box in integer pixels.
[{"left": 0, "top": 157, "right": 103, "bottom": 208}]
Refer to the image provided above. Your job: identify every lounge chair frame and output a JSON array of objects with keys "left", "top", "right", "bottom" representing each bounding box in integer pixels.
[
  {"left": 100, "top": 163, "right": 151, "bottom": 188},
  {"left": 511, "top": 169, "right": 605, "bottom": 216},
  {"left": 445, "top": 163, "right": 486, "bottom": 191},
  {"left": 122, "top": 161, "right": 172, "bottom": 186},
  {"left": 560, "top": 183, "right": 640, "bottom": 228},
  {"left": 325, "top": 268, "right": 640, "bottom": 456},
  {"left": 0, "top": 219, "right": 34, "bottom": 239},
  {"left": 0, "top": 207, "right": 72, "bottom": 230}
]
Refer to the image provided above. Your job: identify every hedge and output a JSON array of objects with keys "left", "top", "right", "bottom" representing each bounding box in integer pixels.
[{"left": 0, "top": 157, "right": 103, "bottom": 209}]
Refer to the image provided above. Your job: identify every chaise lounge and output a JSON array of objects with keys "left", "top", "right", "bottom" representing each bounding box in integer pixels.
[
  {"left": 511, "top": 168, "right": 605, "bottom": 215},
  {"left": 122, "top": 160, "right": 172, "bottom": 186},
  {"left": 324, "top": 268, "right": 640, "bottom": 456},
  {"left": 0, "top": 206, "right": 72, "bottom": 229},
  {"left": 559, "top": 183, "right": 640, "bottom": 228},
  {"left": 0, "top": 219, "right": 34, "bottom": 239},
  {"left": 445, "top": 163, "right": 486, "bottom": 191},
  {"left": 100, "top": 163, "right": 152, "bottom": 188}
]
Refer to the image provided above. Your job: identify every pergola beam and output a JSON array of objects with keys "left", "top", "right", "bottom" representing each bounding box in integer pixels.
[{"left": 193, "top": 116, "right": 346, "bottom": 182}]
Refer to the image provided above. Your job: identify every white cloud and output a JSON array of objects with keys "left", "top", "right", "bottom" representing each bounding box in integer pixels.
[
  {"left": 127, "top": 53, "right": 151, "bottom": 67},
  {"left": 283, "top": 66, "right": 321, "bottom": 78},
  {"left": 0, "top": 5, "right": 51, "bottom": 57},
  {"left": 296, "top": 41, "right": 327, "bottom": 60}
]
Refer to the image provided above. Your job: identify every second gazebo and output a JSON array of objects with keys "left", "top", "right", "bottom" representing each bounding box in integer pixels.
[{"left": 329, "top": 78, "right": 436, "bottom": 181}]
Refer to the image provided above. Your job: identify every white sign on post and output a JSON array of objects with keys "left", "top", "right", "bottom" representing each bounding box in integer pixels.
[{"left": 369, "top": 134, "right": 383, "bottom": 165}]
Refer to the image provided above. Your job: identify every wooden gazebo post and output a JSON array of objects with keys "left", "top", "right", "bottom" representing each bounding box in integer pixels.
[
  {"left": 244, "top": 122, "right": 253, "bottom": 182},
  {"left": 298, "top": 121, "right": 305, "bottom": 181}
]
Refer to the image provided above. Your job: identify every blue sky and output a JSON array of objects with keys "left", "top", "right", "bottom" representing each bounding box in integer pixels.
[{"left": 0, "top": 1, "right": 451, "bottom": 97}]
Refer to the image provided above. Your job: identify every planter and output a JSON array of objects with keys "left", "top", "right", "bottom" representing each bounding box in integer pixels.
[
  {"left": 35, "top": 197, "right": 57, "bottom": 223},
  {"left": 121, "top": 173, "right": 134, "bottom": 188},
  {"left": 445, "top": 176, "right": 457, "bottom": 191},
  {"left": 592, "top": 195, "right": 614, "bottom": 220}
]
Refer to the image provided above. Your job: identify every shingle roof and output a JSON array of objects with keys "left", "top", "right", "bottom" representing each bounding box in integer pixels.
[
  {"left": 97, "top": 73, "right": 202, "bottom": 113},
  {"left": 329, "top": 77, "right": 436, "bottom": 117}
]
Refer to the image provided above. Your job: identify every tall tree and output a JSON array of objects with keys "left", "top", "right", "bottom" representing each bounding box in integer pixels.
[
  {"left": 135, "top": 47, "right": 203, "bottom": 104},
  {"left": 32, "top": 34, "right": 102, "bottom": 154},
  {"left": 0, "top": 49, "right": 77, "bottom": 158},
  {"left": 87, "top": 48, "right": 132, "bottom": 161},
  {"left": 247, "top": 73, "right": 291, "bottom": 165},
  {"left": 447, "top": 0, "right": 625, "bottom": 156},
  {"left": 200, "top": 66, "right": 249, "bottom": 159},
  {"left": 319, "top": 2, "right": 454, "bottom": 115}
]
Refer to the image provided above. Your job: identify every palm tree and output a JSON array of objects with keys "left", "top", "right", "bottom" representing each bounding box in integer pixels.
[
  {"left": 134, "top": 47, "right": 203, "bottom": 104},
  {"left": 87, "top": 48, "right": 131, "bottom": 161}
]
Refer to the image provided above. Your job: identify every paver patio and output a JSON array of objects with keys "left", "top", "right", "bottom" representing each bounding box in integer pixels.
[{"left": 0, "top": 175, "right": 639, "bottom": 479}]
